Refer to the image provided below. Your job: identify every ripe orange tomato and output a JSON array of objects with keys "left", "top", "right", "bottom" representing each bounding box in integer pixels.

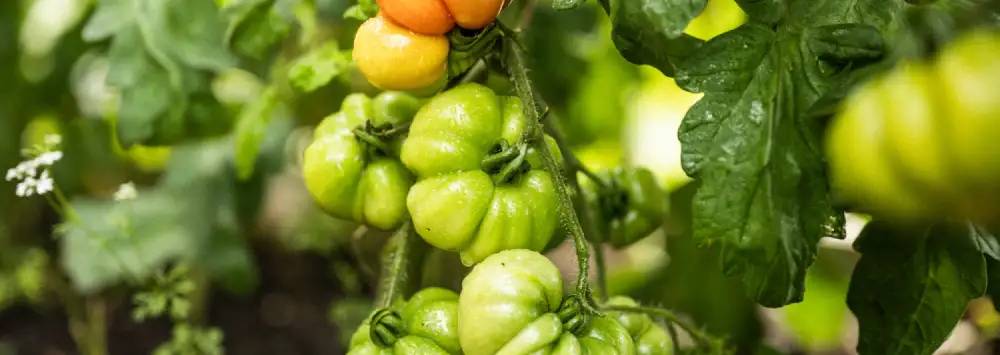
[
  {"left": 353, "top": 14, "right": 449, "bottom": 91},
  {"left": 443, "top": 0, "right": 505, "bottom": 30},
  {"left": 376, "top": 0, "right": 455, "bottom": 35}
]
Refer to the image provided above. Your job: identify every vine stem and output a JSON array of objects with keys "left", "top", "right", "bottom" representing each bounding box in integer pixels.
[
  {"left": 603, "top": 304, "right": 714, "bottom": 348},
  {"left": 375, "top": 221, "right": 419, "bottom": 309},
  {"left": 500, "top": 29, "right": 598, "bottom": 314},
  {"left": 593, "top": 243, "right": 607, "bottom": 300}
]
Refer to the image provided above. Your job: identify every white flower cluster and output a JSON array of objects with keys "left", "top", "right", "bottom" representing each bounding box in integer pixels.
[{"left": 6, "top": 135, "right": 63, "bottom": 198}]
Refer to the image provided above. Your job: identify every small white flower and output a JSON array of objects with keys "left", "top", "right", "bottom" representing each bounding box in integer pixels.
[
  {"left": 34, "top": 170, "right": 53, "bottom": 195},
  {"left": 35, "top": 151, "right": 63, "bottom": 166},
  {"left": 16, "top": 176, "right": 36, "bottom": 197},
  {"left": 5, "top": 168, "right": 16, "bottom": 181},
  {"left": 113, "top": 181, "right": 137, "bottom": 201},
  {"left": 44, "top": 134, "right": 62, "bottom": 146}
]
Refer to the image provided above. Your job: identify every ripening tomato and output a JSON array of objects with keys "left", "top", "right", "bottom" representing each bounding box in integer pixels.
[
  {"left": 826, "top": 30, "right": 1000, "bottom": 222},
  {"left": 458, "top": 250, "right": 636, "bottom": 354},
  {"left": 376, "top": 0, "right": 455, "bottom": 35},
  {"left": 353, "top": 14, "right": 449, "bottom": 91},
  {"left": 442, "top": 0, "right": 506, "bottom": 30},
  {"left": 348, "top": 288, "right": 460, "bottom": 354},
  {"left": 303, "top": 92, "right": 422, "bottom": 230},
  {"left": 582, "top": 167, "right": 668, "bottom": 248},
  {"left": 401, "top": 84, "right": 560, "bottom": 265},
  {"left": 606, "top": 296, "right": 674, "bottom": 355}
]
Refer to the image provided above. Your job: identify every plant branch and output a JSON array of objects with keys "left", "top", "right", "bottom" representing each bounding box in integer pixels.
[
  {"left": 500, "top": 29, "right": 597, "bottom": 314},
  {"left": 593, "top": 243, "right": 607, "bottom": 300}
]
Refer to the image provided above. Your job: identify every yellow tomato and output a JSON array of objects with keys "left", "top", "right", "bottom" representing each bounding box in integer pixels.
[{"left": 353, "top": 14, "right": 449, "bottom": 91}]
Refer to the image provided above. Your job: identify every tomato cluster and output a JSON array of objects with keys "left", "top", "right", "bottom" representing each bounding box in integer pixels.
[
  {"left": 826, "top": 31, "right": 1000, "bottom": 223},
  {"left": 304, "top": 84, "right": 562, "bottom": 263},
  {"left": 402, "top": 83, "right": 560, "bottom": 265},
  {"left": 303, "top": 92, "right": 422, "bottom": 230},
  {"left": 347, "top": 250, "right": 672, "bottom": 354},
  {"left": 353, "top": 0, "right": 506, "bottom": 91}
]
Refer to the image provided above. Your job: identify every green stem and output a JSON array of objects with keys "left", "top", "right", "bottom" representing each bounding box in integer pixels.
[
  {"left": 500, "top": 31, "right": 597, "bottom": 313},
  {"left": 593, "top": 243, "right": 607, "bottom": 300},
  {"left": 603, "top": 304, "right": 714, "bottom": 348},
  {"left": 375, "top": 221, "right": 420, "bottom": 308}
]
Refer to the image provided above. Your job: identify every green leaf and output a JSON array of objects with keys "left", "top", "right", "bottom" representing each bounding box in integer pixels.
[
  {"left": 234, "top": 87, "right": 282, "bottom": 180},
  {"left": 987, "top": 257, "right": 1000, "bottom": 311},
  {"left": 972, "top": 224, "right": 1000, "bottom": 261},
  {"left": 287, "top": 42, "right": 351, "bottom": 92},
  {"left": 224, "top": 0, "right": 293, "bottom": 60},
  {"left": 343, "top": 0, "right": 378, "bottom": 20},
  {"left": 604, "top": 0, "right": 706, "bottom": 76},
  {"left": 675, "top": 0, "right": 901, "bottom": 306},
  {"left": 847, "top": 221, "right": 987, "bottom": 355},
  {"left": 59, "top": 192, "right": 201, "bottom": 294},
  {"left": 82, "top": 0, "right": 132, "bottom": 41},
  {"left": 85, "top": 0, "right": 234, "bottom": 145}
]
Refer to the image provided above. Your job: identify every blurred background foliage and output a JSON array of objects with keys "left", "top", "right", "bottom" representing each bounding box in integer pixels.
[{"left": 0, "top": 0, "right": 998, "bottom": 354}]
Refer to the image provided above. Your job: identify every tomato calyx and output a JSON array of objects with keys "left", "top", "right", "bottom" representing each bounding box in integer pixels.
[
  {"left": 481, "top": 138, "right": 532, "bottom": 184},
  {"left": 447, "top": 23, "right": 503, "bottom": 80},
  {"left": 556, "top": 293, "right": 599, "bottom": 335},
  {"left": 597, "top": 177, "right": 629, "bottom": 220},
  {"left": 352, "top": 120, "right": 410, "bottom": 158},
  {"left": 368, "top": 308, "right": 405, "bottom": 348}
]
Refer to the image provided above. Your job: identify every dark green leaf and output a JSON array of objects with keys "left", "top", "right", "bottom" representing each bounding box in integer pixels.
[
  {"left": 847, "top": 221, "right": 986, "bottom": 355},
  {"left": 675, "top": 0, "right": 901, "bottom": 306},
  {"left": 988, "top": 257, "right": 1000, "bottom": 311},
  {"left": 604, "top": 0, "right": 705, "bottom": 76}
]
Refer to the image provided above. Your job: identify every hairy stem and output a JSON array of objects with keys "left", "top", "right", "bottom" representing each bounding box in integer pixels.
[
  {"left": 593, "top": 243, "right": 607, "bottom": 300},
  {"left": 500, "top": 32, "right": 597, "bottom": 313}
]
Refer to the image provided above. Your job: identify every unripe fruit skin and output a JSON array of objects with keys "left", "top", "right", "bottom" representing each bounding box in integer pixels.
[
  {"left": 936, "top": 31, "right": 1000, "bottom": 191},
  {"left": 376, "top": 0, "right": 455, "bottom": 35},
  {"left": 354, "top": 15, "right": 449, "bottom": 91},
  {"left": 442, "top": 0, "right": 505, "bottom": 30}
]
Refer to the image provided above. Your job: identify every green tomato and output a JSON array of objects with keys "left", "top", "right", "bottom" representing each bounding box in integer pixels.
[
  {"left": 458, "top": 250, "right": 636, "bottom": 355},
  {"left": 826, "top": 31, "right": 1000, "bottom": 222},
  {"left": 303, "top": 92, "right": 421, "bottom": 230},
  {"left": 606, "top": 297, "right": 673, "bottom": 355},
  {"left": 401, "top": 84, "right": 560, "bottom": 265},
  {"left": 348, "top": 288, "right": 461, "bottom": 354},
  {"left": 936, "top": 31, "right": 1000, "bottom": 198},
  {"left": 827, "top": 76, "right": 934, "bottom": 219},
  {"left": 583, "top": 168, "right": 668, "bottom": 248}
]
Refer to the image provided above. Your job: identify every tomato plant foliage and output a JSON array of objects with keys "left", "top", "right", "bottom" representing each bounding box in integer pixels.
[
  {"left": 6, "top": 0, "right": 1000, "bottom": 353},
  {"left": 84, "top": 0, "right": 236, "bottom": 146},
  {"left": 674, "top": 0, "right": 898, "bottom": 307},
  {"left": 847, "top": 222, "right": 988, "bottom": 355}
]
